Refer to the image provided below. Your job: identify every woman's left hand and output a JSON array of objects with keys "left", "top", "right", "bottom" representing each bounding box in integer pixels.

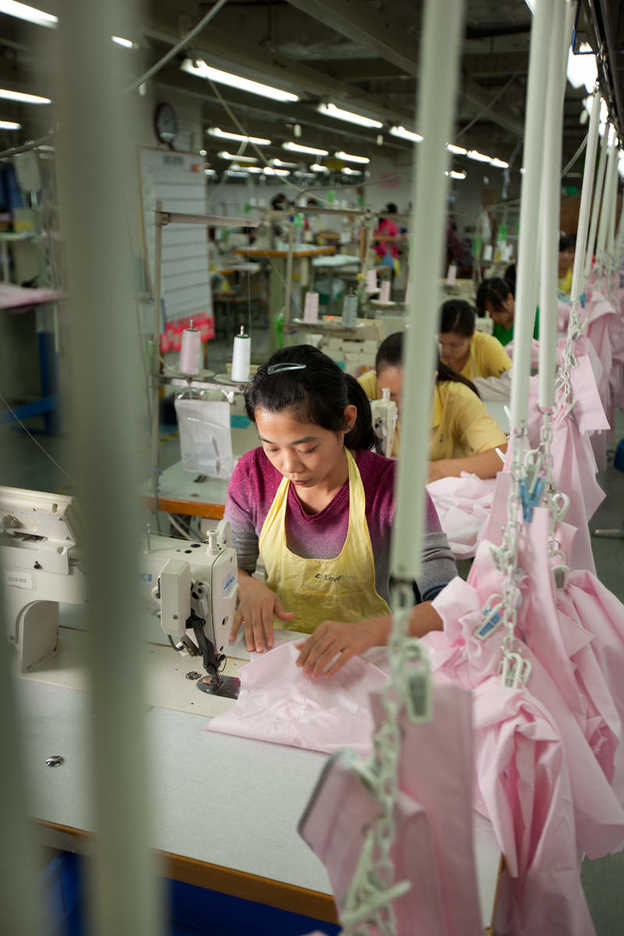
[{"left": 296, "top": 616, "right": 389, "bottom": 678}]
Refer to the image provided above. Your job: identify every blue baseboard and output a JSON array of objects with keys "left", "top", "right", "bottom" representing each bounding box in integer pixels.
[{"left": 42, "top": 851, "right": 340, "bottom": 936}]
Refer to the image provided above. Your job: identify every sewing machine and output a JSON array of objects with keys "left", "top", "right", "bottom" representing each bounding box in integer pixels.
[
  {"left": 1, "top": 486, "right": 240, "bottom": 698},
  {"left": 370, "top": 390, "right": 398, "bottom": 458}
]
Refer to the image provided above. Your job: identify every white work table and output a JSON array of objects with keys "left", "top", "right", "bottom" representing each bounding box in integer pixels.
[{"left": 21, "top": 617, "right": 502, "bottom": 930}]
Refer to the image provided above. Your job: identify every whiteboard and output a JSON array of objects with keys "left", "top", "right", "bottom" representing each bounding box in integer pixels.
[{"left": 139, "top": 147, "right": 213, "bottom": 328}]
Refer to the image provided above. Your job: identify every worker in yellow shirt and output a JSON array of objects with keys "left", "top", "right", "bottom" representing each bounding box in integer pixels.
[
  {"left": 557, "top": 234, "right": 575, "bottom": 294},
  {"left": 438, "top": 299, "right": 512, "bottom": 399},
  {"left": 358, "top": 332, "right": 507, "bottom": 480}
]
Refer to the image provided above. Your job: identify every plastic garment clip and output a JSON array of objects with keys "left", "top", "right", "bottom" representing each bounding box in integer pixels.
[
  {"left": 474, "top": 596, "right": 504, "bottom": 640},
  {"left": 550, "top": 548, "right": 569, "bottom": 590},
  {"left": 519, "top": 449, "right": 545, "bottom": 522},
  {"left": 401, "top": 638, "right": 432, "bottom": 724}
]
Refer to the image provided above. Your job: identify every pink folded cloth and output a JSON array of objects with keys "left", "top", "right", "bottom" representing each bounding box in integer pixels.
[
  {"left": 506, "top": 338, "right": 540, "bottom": 369},
  {"left": 0, "top": 283, "right": 63, "bottom": 310},
  {"left": 427, "top": 474, "right": 496, "bottom": 558},
  {"left": 205, "top": 642, "right": 388, "bottom": 755}
]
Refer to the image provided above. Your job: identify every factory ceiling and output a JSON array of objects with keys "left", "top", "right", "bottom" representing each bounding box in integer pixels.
[{"left": 0, "top": 0, "right": 621, "bottom": 180}]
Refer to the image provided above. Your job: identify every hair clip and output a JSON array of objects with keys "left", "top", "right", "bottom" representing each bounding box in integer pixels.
[{"left": 267, "top": 362, "right": 307, "bottom": 375}]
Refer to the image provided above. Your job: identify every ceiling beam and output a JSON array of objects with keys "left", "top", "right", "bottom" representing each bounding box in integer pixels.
[
  {"left": 459, "top": 76, "right": 524, "bottom": 137},
  {"left": 285, "top": 0, "right": 525, "bottom": 138},
  {"left": 285, "top": 0, "right": 419, "bottom": 77},
  {"left": 463, "top": 52, "right": 528, "bottom": 78},
  {"left": 143, "top": 19, "right": 412, "bottom": 126}
]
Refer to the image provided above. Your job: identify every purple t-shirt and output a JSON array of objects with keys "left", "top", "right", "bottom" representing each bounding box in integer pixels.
[{"left": 225, "top": 447, "right": 455, "bottom": 604}]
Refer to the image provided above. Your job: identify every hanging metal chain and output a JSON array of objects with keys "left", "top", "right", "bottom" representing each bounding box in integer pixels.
[
  {"left": 487, "top": 427, "right": 532, "bottom": 688},
  {"left": 340, "top": 584, "right": 430, "bottom": 934}
]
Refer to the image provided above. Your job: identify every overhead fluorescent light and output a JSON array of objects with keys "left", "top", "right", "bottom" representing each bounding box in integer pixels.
[
  {"left": 217, "top": 151, "right": 258, "bottom": 163},
  {"left": 390, "top": 125, "right": 423, "bottom": 143},
  {"left": 447, "top": 143, "right": 467, "bottom": 155},
  {"left": 318, "top": 102, "right": 383, "bottom": 129},
  {"left": 0, "top": 119, "right": 21, "bottom": 129},
  {"left": 270, "top": 158, "right": 297, "bottom": 168},
  {"left": 111, "top": 35, "right": 136, "bottom": 49},
  {"left": 207, "top": 127, "right": 271, "bottom": 146},
  {"left": 446, "top": 170, "right": 466, "bottom": 180},
  {"left": 490, "top": 158, "right": 509, "bottom": 169},
  {"left": 0, "top": 1, "right": 57, "bottom": 27},
  {"left": 335, "top": 150, "right": 370, "bottom": 164},
  {"left": 200, "top": 149, "right": 207, "bottom": 156},
  {"left": 283, "top": 141, "right": 329, "bottom": 156},
  {"left": 226, "top": 169, "right": 249, "bottom": 179},
  {"left": 204, "top": 168, "right": 216, "bottom": 176},
  {"left": 466, "top": 150, "right": 492, "bottom": 163},
  {"left": 311, "top": 163, "right": 329, "bottom": 173},
  {"left": 567, "top": 43, "right": 598, "bottom": 93},
  {"left": 181, "top": 58, "right": 298, "bottom": 103},
  {"left": 341, "top": 167, "right": 361, "bottom": 176},
  {"left": 263, "top": 166, "right": 289, "bottom": 177},
  {"left": 0, "top": 88, "right": 50, "bottom": 104}
]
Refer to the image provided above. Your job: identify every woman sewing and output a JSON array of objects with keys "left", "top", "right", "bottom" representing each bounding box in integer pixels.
[
  {"left": 359, "top": 332, "right": 508, "bottom": 479},
  {"left": 225, "top": 345, "right": 456, "bottom": 676}
]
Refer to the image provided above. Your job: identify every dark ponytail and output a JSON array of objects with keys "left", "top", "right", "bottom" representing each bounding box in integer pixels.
[
  {"left": 439, "top": 299, "right": 476, "bottom": 337},
  {"left": 436, "top": 357, "right": 481, "bottom": 398},
  {"left": 245, "top": 345, "right": 381, "bottom": 452},
  {"left": 343, "top": 373, "right": 380, "bottom": 451}
]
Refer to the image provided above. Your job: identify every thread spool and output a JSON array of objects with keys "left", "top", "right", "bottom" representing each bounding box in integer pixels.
[
  {"left": 231, "top": 326, "right": 251, "bottom": 382},
  {"left": 303, "top": 291, "right": 319, "bottom": 323},
  {"left": 180, "top": 326, "right": 202, "bottom": 375},
  {"left": 366, "top": 269, "right": 378, "bottom": 293},
  {"left": 342, "top": 294, "right": 358, "bottom": 328}
]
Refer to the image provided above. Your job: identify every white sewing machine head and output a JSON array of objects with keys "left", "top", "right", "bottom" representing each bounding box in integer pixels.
[
  {"left": 370, "top": 388, "right": 398, "bottom": 458},
  {"left": 2, "top": 486, "right": 239, "bottom": 697}
]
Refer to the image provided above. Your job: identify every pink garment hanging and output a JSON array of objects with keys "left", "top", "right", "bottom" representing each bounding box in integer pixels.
[
  {"left": 428, "top": 553, "right": 624, "bottom": 858},
  {"left": 205, "top": 642, "right": 388, "bottom": 755},
  {"left": 472, "top": 679, "right": 595, "bottom": 936},
  {"left": 299, "top": 682, "right": 483, "bottom": 935},
  {"left": 427, "top": 474, "right": 496, "bottom": 558},
  {"left": 299, "top": 751, "right": 448, "bottom": 934},
  {"left": 370, "top": 683, "right": 483, "bottom": 936}
]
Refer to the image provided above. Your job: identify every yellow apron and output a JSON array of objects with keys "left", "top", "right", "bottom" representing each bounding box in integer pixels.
[{"left": 258, "top": 448, "right": 390, "bottom": 634}]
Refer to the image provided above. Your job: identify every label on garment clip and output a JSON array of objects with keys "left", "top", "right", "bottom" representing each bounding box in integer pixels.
[{"left": 475, "top": 610, "right": 501, "bottom": 640}]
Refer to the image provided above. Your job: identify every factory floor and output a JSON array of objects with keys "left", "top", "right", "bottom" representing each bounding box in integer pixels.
[{"left": 1, "top": 390, "right": 624, "bottom": 934}]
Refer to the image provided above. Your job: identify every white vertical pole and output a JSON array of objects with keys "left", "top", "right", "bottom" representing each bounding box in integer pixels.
[
  {"left": 56, "top": 3, "right": 163, "bottom": 936},
  {"left": 571, "top": 90, "right": 601, "bottom": 303},
  {"left": 596, "top": 131, "right": 617, "bottom": 262},
  {"left": 510, "top": 0, "right": 555, "bottom": 434},
  {"left": 585, "top": 129, "right": 609, "bottom": 277},
  {"left": 391, "top": 0, "right": 465, "bottom": 582},
  {"left": 0, "top": 602, "right": 47, "bottom": 934},
  {"left": 538, "top": 0, "right": 568, "bottom": 410}
]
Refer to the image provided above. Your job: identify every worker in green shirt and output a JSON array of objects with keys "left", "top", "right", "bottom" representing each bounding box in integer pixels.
[{"left": 476, "top": 276, "right": 540, "bottom": 347}]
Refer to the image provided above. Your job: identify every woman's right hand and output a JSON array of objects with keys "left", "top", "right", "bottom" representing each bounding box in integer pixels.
[{"left": 230, "top": 573, "right": 296, "bottom": 652}]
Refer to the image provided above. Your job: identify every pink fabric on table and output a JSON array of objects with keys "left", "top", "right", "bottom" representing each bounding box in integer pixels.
[
  {"left": 299, "top": 751, "right": 448, "bottom": 934},
  {"left": 506, "top": 338, "right": 540, "bottom": 369},
  {"left": 0, "top": 283, "right": 63, "bottom": 310},
  {"left": 427, "top": 474, "right": 496, "bottom": 558},
  {"left": 205, "top": 642, "right": 388, "bottom": 755}
]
